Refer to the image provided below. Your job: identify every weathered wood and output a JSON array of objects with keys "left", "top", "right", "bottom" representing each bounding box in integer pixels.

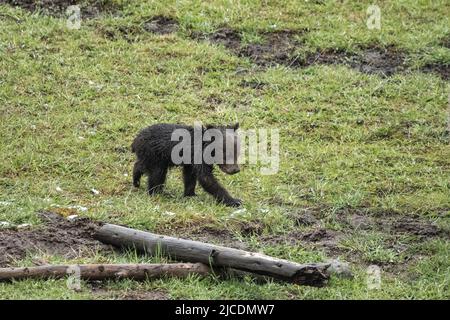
[
  {"left": 0, "top": 263, "right": 210, "bottom": 281},
  {"left": 95, "top": 224, "right": 330, "bottom": 286}
]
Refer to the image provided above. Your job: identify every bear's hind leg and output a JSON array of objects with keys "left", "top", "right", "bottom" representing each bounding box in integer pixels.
[
  {"left": 183, "top": 165, "right": 197, "bottom": 197},
  {"left": 133, "top": 160, "right": 145, "bottom": 188},
  {"left": 147, "top": 165, "right": 168, "bottom": 195}
]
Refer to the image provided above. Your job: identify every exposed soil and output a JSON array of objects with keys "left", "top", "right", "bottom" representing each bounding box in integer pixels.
[
  {"left": 421, "top": 62, "right": 449, "bottom": 80},
  {"left": 239, "top": 30, "right": 304, "bottom": 67},
  {"left": 342, "top": 212, "right": 448, "bottom": 239},
  {"left": 203, "top": 28, "right": 242, "bottom": 52},
  {"left": 302, "top": 46, "right": 407, "bottom": 77},
  {"left": 1, "top": 0, "right": 121, "bottom": 18},
  {"left": 389, "top": 217, "right": 443, "bottom": 237},
  {"left": 194, "top": 28, "right": 305, "bottom": 68},
  {"left": 143, "top": 15, "right": 179, "bottom": 35},
  {"left": 0, "top": 211, "right": 113, "bottom": 267},
  {"left": 278, "top": 207, "right": 449, "bottom": 266},
  {"left": 193, "top": 27, "right": 450, "bottom": 80}
]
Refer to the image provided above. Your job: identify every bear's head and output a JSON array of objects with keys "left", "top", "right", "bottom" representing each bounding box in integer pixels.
[{"left": 204, "top": 123, "right": 241, "bottom": 175}]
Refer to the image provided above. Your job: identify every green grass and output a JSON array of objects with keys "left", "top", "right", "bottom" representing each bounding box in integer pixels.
[{"left": 0, "top": 0, "right": 449, "bottom": 299}]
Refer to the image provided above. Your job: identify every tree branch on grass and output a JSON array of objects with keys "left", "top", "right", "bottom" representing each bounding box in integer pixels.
[
  {"left": 95, "top": 223, "right": 331, "bottom": 286},
  {"left": 0, "top": 263, "right": 210, "bottom": 281}
]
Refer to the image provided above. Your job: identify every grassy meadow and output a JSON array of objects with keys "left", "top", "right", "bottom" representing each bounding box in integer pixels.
[{"left": 0, "top": 0, "right": 449, "bottom": 299}]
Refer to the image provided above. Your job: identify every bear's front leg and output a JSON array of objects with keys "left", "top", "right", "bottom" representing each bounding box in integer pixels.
[
  {"left": 183, "top": 165, "right": 197, "bottom": 197},
  {"left": 196, "top": 168, "right": 242, "bottom": 207}
]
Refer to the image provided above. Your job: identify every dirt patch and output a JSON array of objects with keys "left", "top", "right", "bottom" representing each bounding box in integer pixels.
[
  {"left": 334, "top": 209, "right": 449, "bottom": 240},
  {"left": 421, "top": 62, "right": 449, "bottom": 80},
  {"left": 195, "top": 28, "right": 411, "bottom": 76},
  {"left": 239, "top": 30, "right": 304, "bottom": 67},
  {"left": 143, "top": 15, "right": 179, "bottom": 35},
  {"left": 1, "top": 0, "right": 121, "bottom": 18},
  {"left": 194, "top": 28, "right": 305, "bottom": 67},
  {"left": 203, "top": 28, "right": 242, "bottom": 52},
  {"left": 302, "top": 46, "right": 406, "bottom": 77},
  {"left": 389, "top": 217, "right": 444, "bottom": 237},
  {"left": 0, "top": 211, "right": 113, "bottom": 267}
]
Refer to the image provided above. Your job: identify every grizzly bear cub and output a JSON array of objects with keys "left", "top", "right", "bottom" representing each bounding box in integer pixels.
[{"left": 131, "top": 123, "right": 242, "bottom": 207}]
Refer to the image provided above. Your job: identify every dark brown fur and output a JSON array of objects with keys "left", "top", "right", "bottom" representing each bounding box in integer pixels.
[{"left": 131, "top": 123, "right": 242, "bottom": 207}]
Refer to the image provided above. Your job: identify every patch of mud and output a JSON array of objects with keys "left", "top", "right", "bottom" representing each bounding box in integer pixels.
[
  {"left": 203, "top": 28, "right": 242, "bottom": 51},
  {"left": 195, "top": 28, "right": 412, "bottom": 76},
  {"left": 194, "top": 28, "right": 304, "bottom": 67},
  {"left": 421, "top": 62, "right": 449, "bottom": 80},
  {"left": 0, "top": 211, "right": 113, "bottom": 267},
  {"left": 335, "top": 209, "right": 449, "bottom": 240},
  {"left": 1, "top": 0, "right": 121, "bottom": 18},
  {"left": 143, "top": 15, "right": 179, "bottom": 35},
  {"left": 303, "top": 46, "right": 406, "bottom": 77},
  {"left": 389, "top": 217, "right": 443, "bottom": 237},
  {"left": 239, "top": 30, "right": 304, "bottom": 67}
]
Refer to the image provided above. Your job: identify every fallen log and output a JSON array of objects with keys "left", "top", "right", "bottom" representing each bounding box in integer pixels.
[
  {"left": 0, "top": 263, "right": 210, "bottom": 281},
  {"left": 95, "top": 224, "right": 330, "bottom": 286}
]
